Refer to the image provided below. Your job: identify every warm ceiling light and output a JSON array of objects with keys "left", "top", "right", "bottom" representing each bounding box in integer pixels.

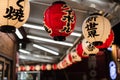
[
  {"left": 19, "top": 49, "right": 30, "bottom": 54},
  {"left": 19, "top": 49, "right": 56, "bottom": 59},
  {"left": 15, "top": 29, "right": 23, "bottom": 39},
  {"left": 23, "top": 23, "right": 81, "bottom": 37},
  {"left": 33, "top": 44, "right": 59, "bottom": 55},
  {"left": 27, "top": 35, "right": 73, "bottom": 46},
  {"left": 19, "top": 54, "right": 56, "bottom": 63},
  {"left": 23, "top": 23, "right": 45, "bottom": 30}
]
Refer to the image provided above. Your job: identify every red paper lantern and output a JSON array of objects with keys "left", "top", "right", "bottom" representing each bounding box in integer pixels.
[
  {"left": 52, "top": 64, "right": 57, "bottom": 70},
  {"left": 95, "top": 30, "right": 114, "bottom": 49},
  {"left": 20, "top": 66, "right": 25, "bottom": 71},
  {"left": 43, "top": 1, "right": 76, "bottom": 41},
  {"left": 41, "top": 64, "right": 46, "bottom": 70},
  {"left": 76, "top": 43, "right": 89, "bottom": 58},
  {"left": 30, "top": 65, "right": 35, "bottom": 71}
]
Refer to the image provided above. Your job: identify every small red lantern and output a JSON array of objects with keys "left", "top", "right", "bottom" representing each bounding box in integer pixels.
[
  {"left": 52, "top": 64, "right": 57, "bottom": 70},
  {"left": 95, "top": 30, "right": 114, "bottom": 49},
  {"left": 41, "top": 64, "right": 46, "bottom": 70},
  {"left": 76, "top": 43, "right": 89, "bottom": 58},
  {"left": 30, "top": 65, "right": 35, "bottom": 71},
  {"left": 20, "top": 66, "right": 25, "bottom": 71},
  {"left": 43, "top": 1, "right": 76, "bottom": 41}
]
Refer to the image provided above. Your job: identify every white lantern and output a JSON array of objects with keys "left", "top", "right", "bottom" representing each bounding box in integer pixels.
[
  {"left": 70, "top": 51, "right": 82, "bottom": 63},
  {"left": 82, "top": 15, "right": 111, "bottom": 46},
  {"left": 35, "top": 65, "right": 41, "bottom": 71},
  {"left": 25, "top": 65, "right": 30, "bottom": 71},
  {"left": 46, "top": 64, "right": 52, "bottom": 70},
  {"left": 18, "top": 66, "right": 21, "bottom": 71},
  {"left": 0, "top": 0, "right": 30, "bottom": 33},
  {"left": 82, "top": 39, "right": 99, "bottom": 55}
]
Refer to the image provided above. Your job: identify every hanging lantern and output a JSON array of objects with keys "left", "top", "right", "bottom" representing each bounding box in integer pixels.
[
  {"left": 70, "top": 51, "right": 82, "bottom": 63},
  {"left": 25, "top": 65, "right": 30, "bottom": 71},
  {"left": 82, "top": 39, "right": 99, "bottom": 55},
  {"left": 30, "top": 65, "right": 35, "bottom": 71},
  {"left": 95, "top": 30, "right": 114, "bottom": 49},
  {"left": 41, "top": 64, "right": 46, "bottom": 70},
  {"left": 46, "top": 64, "right": 52, "bottom": 70},
  {"left": 20, "top": 66, "right": 25, "bottom": 71},
  {"left": 43, "top": 1, "right": 76, "bottom": 41},
  {"left": 52, "top": 64, "right": 57, "bottom": 70},
  {"left": 18, "top": 66, "right": 21, "bottom": 71},
  {"left": 0, "top": 0, "right": 30, "bottom": 33},
  {"left": 35, "top": 65, "right": 41, "bottom": 71},
  {"left": 61, "top": 54, "right": 72, "bottom": 68},
  {"left": 57, "top": 62, "right": 64, "bottom": 69},
  {"left": 76, "top": 43, "right": 89, "bottom": 58},
  {"left": 82, "top": 15, "right": 111, "bottom": 46}
]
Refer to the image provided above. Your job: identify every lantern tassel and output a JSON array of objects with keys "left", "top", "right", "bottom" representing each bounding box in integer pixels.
[{"left": 54, "top": 36, "right": 66, "bottom": 41}]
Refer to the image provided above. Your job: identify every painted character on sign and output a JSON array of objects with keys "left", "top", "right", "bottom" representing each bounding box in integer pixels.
[
  {"left": 4, "top": 0, "right": 24, "bottom": 22},
  {"left": 61, "top": 4, "right": 75, "bottom": 33},
  {"left": 85, "top": 16, "right": 99, "bottom": 38}
]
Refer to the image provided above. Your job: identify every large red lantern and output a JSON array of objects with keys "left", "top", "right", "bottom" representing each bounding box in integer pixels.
[
  {"left": 0, "top": 0, "right": 30, "bottom": 33},
  {"left": 43, "top": 1, "right": 76, "bottom": 41},
  {"left": 95, "top": 30, "right": 114, "bottom": 49},
  {"left": 82, "top": 15, "right": 111, "bottom": 46}
]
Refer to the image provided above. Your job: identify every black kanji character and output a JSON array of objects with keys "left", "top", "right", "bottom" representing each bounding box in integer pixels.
[
  {"left": 4, "top": 6, "right": 24, "bottom": 22},
  {"left": 17, "top": 0, "right": 24, "bottom": 8}
]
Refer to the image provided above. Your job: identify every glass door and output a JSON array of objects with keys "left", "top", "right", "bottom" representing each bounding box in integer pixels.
[{"left": 17, "top": 71, "right": 40, "bottom": 80}]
